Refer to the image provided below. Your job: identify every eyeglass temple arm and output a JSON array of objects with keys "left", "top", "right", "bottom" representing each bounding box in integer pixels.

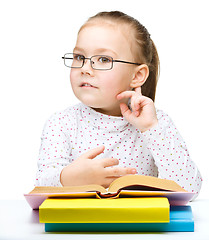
[
  {"left": 62, "top": 57, "right": 73, "bottom": 59},
  {"left": 113, "top": 60, "right": 141, "bottom": 66}
]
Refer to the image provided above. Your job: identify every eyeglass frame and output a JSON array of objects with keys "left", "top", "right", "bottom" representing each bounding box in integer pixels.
[{"left": 62, "top": 53, "right": 142, "bottom": 70}]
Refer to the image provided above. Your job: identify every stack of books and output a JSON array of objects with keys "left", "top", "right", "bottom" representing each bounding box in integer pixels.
[{"left": 24, "top": 175, "right": 195, "bottom": 232}]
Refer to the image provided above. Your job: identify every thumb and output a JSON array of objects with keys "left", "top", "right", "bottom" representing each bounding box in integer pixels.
[{"left": 79, "top": 145, "right": 105, "bottom": 159}]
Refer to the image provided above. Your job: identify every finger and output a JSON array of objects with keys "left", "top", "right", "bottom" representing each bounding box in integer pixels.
[
  {"left": 132, "top": 95, "right": 142, "bottom": 114},
  {"left": 117, "top": 91, "right": 135, "bottom": 100},
  {"left": 130, "top": 95, "right": 140, "bottom": 112},
  {"left": 101, "top": 177, "right": 119, "bottom": 189},
  {"left": 134, "top": 86, "right": 142, "bottom": 96},
  {"left": 80, "top": 145, "right": 105, "bottom": 159},
  {"left": 106, "top": 167, "right": 137, "bottom": 177},
  {"left": 119, "top": 103, "right": 133, "bottom": 120},
  {"left": 101, "top": 158, "right": 119, "bottom": 168}
]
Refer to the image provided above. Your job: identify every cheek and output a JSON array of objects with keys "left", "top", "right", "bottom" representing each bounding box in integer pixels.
[
  {"left": 70, "top": 70, "right": 77, "bottom": 87},
  {"left": 101, "top": 70, "right": 131, "bottom": 94},
  {"left": 101, "top": 74, "right": 119, "bottom": 93}
]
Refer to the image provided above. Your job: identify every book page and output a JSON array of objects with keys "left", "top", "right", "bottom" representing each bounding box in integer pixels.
[
  {"left": 29, "top": 184, "right": 107, "bottom": 194},
  {"left": 108, "top": 175, "right": 187, "bottom": 193}
]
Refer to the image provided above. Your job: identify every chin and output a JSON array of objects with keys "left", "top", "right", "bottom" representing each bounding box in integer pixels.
[
  {"left": 78, "top": 97, "right": 104, "bottom": 108},
  {"left": 74, "top": 92, "right": 98, "bottom": 106}
]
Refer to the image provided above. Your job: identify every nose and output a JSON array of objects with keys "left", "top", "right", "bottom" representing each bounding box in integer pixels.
[{"left": 81, "top": 58, "right": 94, "bottom": 75}]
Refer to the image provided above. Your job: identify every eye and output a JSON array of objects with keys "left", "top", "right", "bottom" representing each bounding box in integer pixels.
[
  {"left": 98, "top": 56, "right": 111, "bottom": 63},
  {"left": 73, "top": 54, "right": 85, "bottom": 61}
]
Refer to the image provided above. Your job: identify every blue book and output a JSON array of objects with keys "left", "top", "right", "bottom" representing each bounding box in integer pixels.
[{"left": 45, "top": 206, "right": 194, "bottom": 232}]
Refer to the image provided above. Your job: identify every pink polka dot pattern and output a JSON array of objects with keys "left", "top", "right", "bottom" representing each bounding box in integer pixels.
[{"left": 35, "top": 103, "right": 202, "bottom": 198}]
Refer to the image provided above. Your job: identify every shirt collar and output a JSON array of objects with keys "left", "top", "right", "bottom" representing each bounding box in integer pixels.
[{"left": 80, "top": 103, "right": 130, "bottom": 133}]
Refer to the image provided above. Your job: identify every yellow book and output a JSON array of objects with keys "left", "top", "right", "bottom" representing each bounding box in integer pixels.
[{"left": 39, "top": 197, "right": 169, "bottom": 223}]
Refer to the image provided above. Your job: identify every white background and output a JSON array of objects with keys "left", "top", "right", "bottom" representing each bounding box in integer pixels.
[{"left": 0, "top": 0, "right": 208, "bottom": 200}]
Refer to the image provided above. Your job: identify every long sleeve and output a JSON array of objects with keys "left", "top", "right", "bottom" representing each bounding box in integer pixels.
[
  {"left": 141, "top": 110, "right": 202, "bottom": 200},
  {"left": 35, "top": 112, "right": 72, "bottom": 186}
]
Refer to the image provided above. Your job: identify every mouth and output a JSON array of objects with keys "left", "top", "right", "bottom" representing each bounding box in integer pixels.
[{"left": 80, "top": 83, "right": 97, "bottom": 88}]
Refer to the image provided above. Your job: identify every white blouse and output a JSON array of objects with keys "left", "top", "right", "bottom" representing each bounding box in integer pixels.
[{"left": 35, "top": 103, "right": 202, "bottom": 198}]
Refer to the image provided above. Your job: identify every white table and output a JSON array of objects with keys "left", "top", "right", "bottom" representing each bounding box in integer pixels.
[{"left": 0, "top": 199, "right": 209, "bottom": 240}]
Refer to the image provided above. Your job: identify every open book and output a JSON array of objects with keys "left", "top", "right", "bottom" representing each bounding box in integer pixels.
[{"left": 24, "top": 175, "right": 195, "bottom": 209}]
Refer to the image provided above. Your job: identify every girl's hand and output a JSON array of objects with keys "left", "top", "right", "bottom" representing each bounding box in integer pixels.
[
  {"left": 117, "top": 87, "right": 158, "bottom": 133},
  {"left": 60, "top": 145, "right": 136, "bottom": 188}
]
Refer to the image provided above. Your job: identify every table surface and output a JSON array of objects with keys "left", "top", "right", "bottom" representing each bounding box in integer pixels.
[{"left": 0, "top": 199, "right": 209, "bottom": 240}]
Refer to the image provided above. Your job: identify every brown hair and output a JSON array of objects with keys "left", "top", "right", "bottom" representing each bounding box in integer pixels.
[{"left": 79, "top": 11, "right": 160, "bottom": 102}]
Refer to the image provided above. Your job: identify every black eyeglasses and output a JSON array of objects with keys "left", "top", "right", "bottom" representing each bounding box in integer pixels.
[{"left": 62, "top": 53, "right": 141, "bottom": 70}]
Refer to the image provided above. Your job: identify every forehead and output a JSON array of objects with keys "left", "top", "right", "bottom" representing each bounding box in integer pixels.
[{"left": 76, "top": 23, "right": 133, "bottom": 58}]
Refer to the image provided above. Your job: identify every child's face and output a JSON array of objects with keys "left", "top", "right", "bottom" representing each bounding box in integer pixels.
[{"left": 70, "top": 24, "right": 136, "bottom": 116}]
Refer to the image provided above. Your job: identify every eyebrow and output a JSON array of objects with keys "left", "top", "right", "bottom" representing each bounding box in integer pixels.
[{"left": 73, "top": 47, "right": 118, "bottom": 57}]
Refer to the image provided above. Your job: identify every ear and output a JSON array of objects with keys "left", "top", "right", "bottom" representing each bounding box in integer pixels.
[{"left": 130, "top": 64, "right": 149, "bottom": 88}]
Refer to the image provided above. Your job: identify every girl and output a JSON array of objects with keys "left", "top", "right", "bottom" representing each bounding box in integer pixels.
[{"left": 36, "top": 11, "right": 202, "bottom": 199}]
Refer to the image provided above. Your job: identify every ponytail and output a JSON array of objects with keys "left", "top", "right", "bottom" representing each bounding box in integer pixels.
[{"left": 141, "top": 40, "right": 160, "bottom": 101}]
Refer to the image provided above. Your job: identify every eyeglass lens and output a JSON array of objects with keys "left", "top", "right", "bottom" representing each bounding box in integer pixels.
[{"left": 64, "top": 53, "right": 113, "bottom": 70}]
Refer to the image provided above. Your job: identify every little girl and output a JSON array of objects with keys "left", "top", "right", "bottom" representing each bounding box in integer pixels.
[{"left": 36, "top": 11, "right": 202, "bottom": 199}]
